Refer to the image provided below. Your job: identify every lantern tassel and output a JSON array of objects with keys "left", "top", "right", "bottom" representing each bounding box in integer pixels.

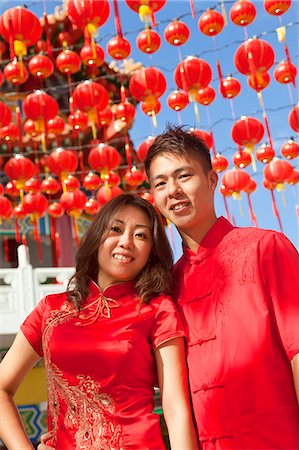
[
  {"left": 125, "top": 132, "right": 132, "bottom": 170},
  {"left": 72, "top": 216, "right": 80, "bottom": 248},
  {"left": 190, "top": 0, "right": 196, "bottom": 18},
  {"left": 193, "top": 103, "right": 200, "bottom": 125},
  {"left": 270, "top": 190, "right": 283, "bottom": 232},
  {"left": 4, "top": 238, "right": 9, "bottom": 262},
  {"left": 33, "top": 216, "right": 43, "bottom": 263},
  {"left": 295, "top": 204, "right": 299, "bottom": 220},
  {"left": 15, "top": 218, "right": 20, "bottom": 243},
  {"left": 210, "top": 129, "right": 217, "bottom": 157},
  {"left": 220, "top": 0, "right": 228, "bottom": 25},
  {"left": 250, "top": 152, "right": 257, "bottom": 172},
  {"left": 43, "top": 12, "right": 53, "bottom": 58},
  {"left": 50, "top": 216, "right": 61, "bottom": 262},
  {"left": 112, "top": 0, "right": 123, "bottom": 37},
  {"left": 247, "top": 193, "right": 258, "bottom": 227},
  {"left": 149, "top": 0, "right": 156, "bottom": 27}
]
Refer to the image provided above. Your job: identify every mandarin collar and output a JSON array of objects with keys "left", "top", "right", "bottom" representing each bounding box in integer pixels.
[
  {"left": 88, "top": 279, "right": 137, "bottom": 299},
  {"left": 183, "top": 216, "right": 234, "bottom": 264}
]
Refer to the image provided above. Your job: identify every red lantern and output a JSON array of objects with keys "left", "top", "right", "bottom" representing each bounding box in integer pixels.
[
  {"left": 211, "top": 154, "right": 229, "bottom": 172},
  {"left": 80, "top": 43, "right": 105, "bottom": 67},
  {"left": 264, "top": 0, "right": 291, "bottom": 15},
  {"left": 141, "top": 99, "right": 161, "bottom": 117},
  {"left": 0, "top": 123, "right": 19, "bottom": 142},
  {"left": 13, "top": 202, "right": 28, "bottom": 242},
  {"left": 56, "top": 50, "right": 82, "bottom": 75},
  {"left": 41, "top": 176, "right": 61, "bottom": 195},
  {"left": 263, "top": 178, "right": 277, "bottom": 190},
  {"left": 47, "top": 147, "right": 78, "bottom": 180},
  {"left": 243, "top": 177, "right": 257, "bottom": 194},
  {"left": 3, "top": 60, "right": 29, "bottom": 85},
  {"left": 234, "top": 38, "right": 275, "bottom": 75},
  {"left": 68, "top": 110, "right": 89, "bottom": 131},
  {"left": 256, "top": 144, "right": 275, "bottom": 163},
  {"left": 88, "top": 144, "right": 121, "bottom": 172},
  {"left": 167, "top": 90, "right": 189, "bottom": 111},
  {"left": 47, "top": 116, "right": 65, "bottom": 137},
  {"left": 264, "top": 157, "right": 294, "bottom": 189},
  {"left": 24, "top": 119, "right": 42, "bottom": 138},
  {"left": 247, "top": 71, "right": 270, "bottom": 92},
  {"left": 125, "top": 0, "right": 166, "bottom": 27},
  {"left": 231, "top": 116, "right": 264, "bottom": 152},
  {"left": 83, "top": 172, "right": 101, "bottom": 191},
  {"left": 0, "top": 7, "right": 42, "bottom": 59},
  {"left": 23, "top": 192, "right": 48, "bottom": 217},
  {"left": 5, "top": 155, "right": 35, "bottom": 190},
  {"left": 60, "top": 190, "right": 87, "bottom": 218},
  {"left": 233, "top": 150, "right": 252, "bottom": 168},
  {"left": 73, "top": 80, "right": 109, "bottom": 113},
  {"left": 107, "top": 36, "right": 131, "bottom": 60},
  {"left": 191, "top": 129, "right": 213, "bottom": 149},
  {"left": 28, "top": 55, "right": 54, "bottom": 79},
  {"left": 0, "top": 196, "right": 12, "bottom": 220},
  {"left": 164, "top": 20, "right": 190, "bottom": 46},
  {"left": 219, "top": 76, "right": 241, "bottom": 98},
  {"left": 0, "top": 101, "right": 12, "bottom": 127},
  {"left": 129, "top": 67, "right": 167, "bottom": 103},
  {"left": 23, "top": 90, "right": 59, "bottom": 123},
  {"left": 124, "top": 167, "right": 144, "bottom": 187},
  {"left": 281, "top": 139, "right": 299, "bottom": 160},
  {"left": 62, "top": 175, "right": 81, "bottom": 192},
  {"left": 48, "top": 202, "right": 65, "bottom": 218},
  {"left": 96, "top": 106, "right": 113, "bottom": 127},
  {"left": 136, "top": 29, "right": 161, "bottom": 54},
  {"left": 274, "top": 61, "right": 297, "bottom": 84},
  {"left": 137, "top": 136, "right": 155, "bottom": 162},
  {"left": 198, "top": 9, "right": 225, "bottom": 36},
  {"left": 222, "top": 168, "right": 251, "bottom": 198},
  {"left": 96, "top": 185, "right": 123, "bottom": 205},
  {"left": 230, "top": 0, "right": 256, "bottom": 26},
  {"left": 194, "top": 85, "right": 216, "bottom": 106},
  {"left": 0, "top": 70, "right": 3, "bottom": 87},
  {"left": 102, "top": 171, "right": 121, "bottom": 188},
  {"left": 219, "top": 184, "right": 233, "bottom": 197},
  {"left": 5, "top": 180, "right": 20, "bottom": 198},
  {"left": 289, "top": 105, "right": 299, "bottom": 133},
  {"left": 114, "top": 101, "right": 136, "bottom": 125},
  {"left": 286, "top": 169, "right": 299, "bottom": 186},
  {"left": 24, "top": 177, "right": 40, "bottom": 194},
  {"left": 174, "top": 57, "right": 212, "bottom": 99},
  {"left": 84, "top": 198, "right": 101, "bottom": 215}
]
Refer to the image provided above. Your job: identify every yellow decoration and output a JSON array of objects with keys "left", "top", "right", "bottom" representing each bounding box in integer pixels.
[
  {"left": 139, "top": 5, "right": 151, "bottom": 23},
  {"left": 276, "top": 26, "right": 286, "bottom": 42},
  {"left": 14, "top": 40, "right": 27, "bottom": 57}
]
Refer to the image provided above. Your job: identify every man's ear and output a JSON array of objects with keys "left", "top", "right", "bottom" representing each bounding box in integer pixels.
[{"left": 209, "top": 170, "right": 218, "bottom": 191}]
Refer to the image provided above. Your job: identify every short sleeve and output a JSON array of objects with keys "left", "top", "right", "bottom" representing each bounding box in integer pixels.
[
  {"left": 150, "top": 295, "right": 186, "bottom": 349},
  {"left": 20, "top": 297, "right": 47, "bottom": 357},
  {"left": 260, "top": 232, "right": 299, "bottom": 360}
]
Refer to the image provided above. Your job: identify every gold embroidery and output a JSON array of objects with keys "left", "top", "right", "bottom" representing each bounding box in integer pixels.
[{"left": 43, "top": 298, "right": 123, "bottom": 449}]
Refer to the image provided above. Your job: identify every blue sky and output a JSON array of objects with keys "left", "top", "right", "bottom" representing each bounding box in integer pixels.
[{"left": 1, "top": 0, "right": 298, "bottom": 257}]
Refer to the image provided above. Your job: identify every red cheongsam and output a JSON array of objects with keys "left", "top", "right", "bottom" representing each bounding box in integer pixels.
[
  {"left": 21, "top": 280, "right": 185, "bottom": 450},
  {"left": 173, "top": 217, "right": 299, "bottom": 449}
]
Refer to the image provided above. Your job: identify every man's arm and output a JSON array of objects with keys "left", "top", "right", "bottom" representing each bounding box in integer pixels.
[{"left": 291, "top": 353, "right": 299, "bottom": 404}]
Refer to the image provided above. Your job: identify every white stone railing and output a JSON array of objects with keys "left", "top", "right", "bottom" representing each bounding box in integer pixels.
[{"left": 0, "top": 245, "right": 74, "bottom": 335}]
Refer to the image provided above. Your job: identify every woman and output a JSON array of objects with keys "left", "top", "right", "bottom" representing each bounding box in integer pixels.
[{"left": 0, "top": 194, "right": 198, "bottom": 450}]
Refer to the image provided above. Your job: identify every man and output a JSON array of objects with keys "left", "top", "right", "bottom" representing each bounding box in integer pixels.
[{"left": 145, "top": 125, "right": 299, "bottom": 449}]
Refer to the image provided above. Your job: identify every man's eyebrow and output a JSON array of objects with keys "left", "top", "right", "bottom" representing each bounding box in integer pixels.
[{"left": 151, "top": 166, "right": 192, "bottom": 182}]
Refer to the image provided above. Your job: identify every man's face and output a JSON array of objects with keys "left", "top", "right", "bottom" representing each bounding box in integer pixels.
[{"left": 149, "top": 153, "right": 217, "bottom": 233}]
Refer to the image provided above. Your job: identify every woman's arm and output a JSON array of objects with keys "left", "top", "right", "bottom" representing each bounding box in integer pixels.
[
  {"left": 155, "top": 337, "right": 199, "bottom": 450},
  {"left": 0, "top": 331, "right": 40, "bottom": 450},
  {"left": 291, "top": 352, "right": 299, "bottom": 404}
]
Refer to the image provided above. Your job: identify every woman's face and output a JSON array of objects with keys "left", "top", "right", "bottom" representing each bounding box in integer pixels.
[{"left": 97, "top": 205, "right": 153, "bottom": 290}]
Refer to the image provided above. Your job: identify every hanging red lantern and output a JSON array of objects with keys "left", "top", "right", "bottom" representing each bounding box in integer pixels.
[
  {"left": 167, "top": 90, "right": 189, "bottom": 111},
  {"left": 231, "top": 116, "right": 264, "bottom": 152},
  {"left": 274, "top": 60, "right": 297, "bottom": 84},
  {"left": 0, "top": 101, "right": 12, "bottom": 127},
  {"left": 23, "top": 192, "right": 49, "bottom": 260},
  {"left": 62, "top": 175, "right": 81, "bottom": 192},
  {"left": 229, "top": 0, "right": 256, "bottom": 26},
  {"left": 233, "top": 150, "right": 252, "bottom": 168},
  {"left": 0, "top": 196, "right": 13, "bottom": 221},
  {"left": 141, "top": 98, "right": 161, "bottom": 117},
  {"left": 264, "top": 0, "right": 291, "bottom": 15},
  {"left": 137, "top": 136, "right": 155, "bottom": 162},
  {"left": 243, "top": 177, "right": 257, "bottom": 194},
  {"left": 68, "top": 110, "right": 89, "bottom": 132},
  {"left": 83, "top": 172, "right": 101, "bottom": 191},
  {"left": 124, "top": 167, "right": 144, "bottom": 187},
  {"left": 174, "top": 57, "right": 212, "bottom": 99},
  {"left": 263, "top": 178, "right": 277, "bottom": 190},
  {"left": 194, "top": 85, "right": 216, "bottom": 106},
  {"left": 281, "top": 139, "right": 299, "bottom": 160},
  {"left": 191, "top": 129, "right": 213, "bottom": 149},
  {"left": 80, "top": 43, "right": 105, "bottom": 67},
  {"left": 0, "top": 184, "right": 4, "bottom": 195},
  {"left": 256, "top": 144, "right": 275, "bottom": 163},
  {"left": 60, "top": 190, "right": 87, "bottom": 217},
  {"left": 84, "top": 198, "right": 101, "bottom": 215},
  {"left": 286, "top": 169, "right": 299, "bottom": 186},
  {"left": 47, "top": 147, "right": 79, "bottom": 181},
  {"left": 5, "top": 180, "right": 20, "bottom": 198},
  {"left": 0, "top": 70, "right": 3, "bottom": 87},
  {"left": 67, "top": 0, "right": 110, "bottom": 45},
  {"left": 88, "top": 143, "right": 121, "bottom": 173},
  {"left": 0, "top": 123, "right": 19, "bottom": 142},
  {"left": 219, "top": 184, "right": 233, "bottom": 197},
  {"left": 222, "top": 168, "right": 251, "bottom": 198},
  {"left": 0, "top": 6, "right": 42, "bottom": 60},
  {"left": 289, "top": 105, "right": 299, "bottom": 133},
  {"left": 48, "top": 202, "right": 65, "bottom": 219},
  {"left": 24, "top": 118, "right": 42, "bottom": 138},
  {"left": 96, "top": 185, "right": 123, "bottom": 205},
  {"left": 56, "top": 50, "right": 82, "bottom": 75},
  {"left": 28, "top": 54, "right": 54, "bottom": 79},
  {"left": 234, "top": 38, "right": 275, "bottom": 75},
  {"left": 23, "top": 90, "right": 59, "bottom": 128},
  {"left": 73, "top": 80, "right": 109, "bottom": 119},
  {"left": 47, "top": 116, "right": 65, "bottom": 138},
  {"left": 129, "top": 67, "right": 167, "bottom": 103},
  {"left": 13, "top": 203, "right": 28, "bottom": 242},
  {"left": 114, "top": 101, "right": 136, "bottom": 125},
  {"left": 102, "top": 171, "right": 121, "bottom": 188},
  {"left": 247, "top": 71, "right": 270, "bottom": 92},
  {"left": 219, "top": 75, "right": 241, "bottom": 98},
  {"left": 164, "top": 20, "right": 190, "bottom": 46},
  {"left": 41, "top": 176, "right": 61, "bottom": 195},
  {"left": 3, "top": 60, "right": 29, "bottom": 85},
  {"left": 125, "top": 0, "right": 166, "bottom": 27},
  {"left": 198, "top": 9, "right": 225, "bottom": 36},
  {"left": 107, "top": 36, "right": 131, "bottom": 60},
  {"left": 24, "top": 177, "right": 40, "bottom": 194},
  {"left": 5, "top": 154, "right": 35, "bottom": 190},
  {"left": 96, "top": 106, "right": 113, "bottom": 127},
  {"left": 136, "top": 29, "right": 161, "bottom": 54},
  {"left": 264, "top": 157, "right": 294, "bottom": 190},
  {"left": 211, "top": 154, "right": 229, "bottom": 172}
]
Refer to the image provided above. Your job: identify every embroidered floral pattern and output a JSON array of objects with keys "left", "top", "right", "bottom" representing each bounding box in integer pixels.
[{"left": 42, "top": 297, "right": 123, "bottom": 449}]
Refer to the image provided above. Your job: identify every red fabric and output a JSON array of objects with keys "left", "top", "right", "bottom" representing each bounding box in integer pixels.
[
  {"left": 21, "top": 280, "right": 185, "bottom": 450},
  {"left": 173, "top": 217, "right": 299, "bottom": 449}
]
